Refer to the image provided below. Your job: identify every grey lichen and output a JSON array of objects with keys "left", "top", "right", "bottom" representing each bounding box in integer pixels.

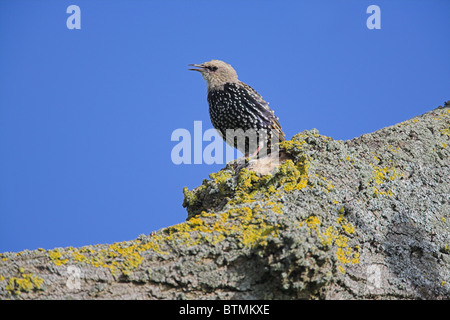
[{"left": 0, "top": 102, "right": 449, "bottom": 299}]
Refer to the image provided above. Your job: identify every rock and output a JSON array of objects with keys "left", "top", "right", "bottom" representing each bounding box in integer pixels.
[{"left": 1, "top": 102, "right": 449, "bottom": 299}]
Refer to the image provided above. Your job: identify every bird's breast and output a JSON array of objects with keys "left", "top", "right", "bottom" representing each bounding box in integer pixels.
[{"left": 207, "top": 84, "right": 269, "bottom": 133}]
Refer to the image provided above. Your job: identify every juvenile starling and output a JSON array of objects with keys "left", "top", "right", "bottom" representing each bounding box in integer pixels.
[{"left": 189, "top": 60, "right": 285, "bottom": 157}]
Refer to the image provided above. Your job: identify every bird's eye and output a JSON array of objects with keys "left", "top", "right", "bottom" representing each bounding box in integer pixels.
[{"left": 206, "top": 66, "right": 218, "bottom": 72}]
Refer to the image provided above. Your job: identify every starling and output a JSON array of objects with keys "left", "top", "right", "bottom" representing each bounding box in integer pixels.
[{"left": 189, "top": 60, "right": 285, "bottom": 157}]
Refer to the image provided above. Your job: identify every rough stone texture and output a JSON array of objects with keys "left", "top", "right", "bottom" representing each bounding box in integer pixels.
[{"left": 0, "top": 102, "right": 449, "bottom": 300}]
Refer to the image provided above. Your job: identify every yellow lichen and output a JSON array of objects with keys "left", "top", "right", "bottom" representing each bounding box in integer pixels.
[
  {"left": 388, "top": 145, "right": 400, "bottom": 153},
  {"left": 317, "top": 176, "right": 335, "bottom": 194},
  {"left": 50, "top": 140, "right": 314, "bottom": 277},
  {"left": 45, "top": 236, "right": 171, "bottom": 277},
  {"left": 183, "top": 184, "right": 208, "bottom": 207},
  {"left": 300, "top": 214, "right": 359, "bottom": 274},
  {"left": 209, "top": 171, "right": 232, "bottom": 194},
  {"left": 209, "top": 171, "right": 232, "bottom": 184},
  {"left": 344, "top": 155, "right": 356, "bottom": 164},
  {"left": 300, "top": 215, "right": 321, "bottom": 231},
  {"left": 369, "top": 158, "right": 403, "bottom": 198},
  {"left": 164, "top": 206, "right": 280, "bottom": 249},
  {"left": 50, "top": 202, "right": 282, "bottom": 277},
  {"left": 5, "top": 270, "right": 44, "bottom": 296},
  {"left": 277, "top": 158, "right": 310, "bottom": 192},
  {"left": 182, "top": 187, "right": 196, "bottom": 206},
  {"left": 279, "top": 135, "right": 307, "bottom": 152},
  {"left": 233, "top": 169, "right": 262, "bottom": 203},
  {"left": 48, "top": 249, "right": 69, "bottom": 266},
  {"left": 337, "top": 214, "right": 355, "bottom": 235}
]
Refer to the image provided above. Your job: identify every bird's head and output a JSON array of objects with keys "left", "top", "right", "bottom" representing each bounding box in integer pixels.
[{"left": 189, "top": 60, "right": 238, "bottom": 90}]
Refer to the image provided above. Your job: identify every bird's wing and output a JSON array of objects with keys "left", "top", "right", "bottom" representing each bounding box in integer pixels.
[{"left": 239, "top": 82, "right": 286, "bottom": 141}]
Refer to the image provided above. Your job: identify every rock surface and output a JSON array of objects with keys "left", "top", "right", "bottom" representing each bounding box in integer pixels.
[{"left": 1, "top": 102, "right": 449, "bottom": 299}]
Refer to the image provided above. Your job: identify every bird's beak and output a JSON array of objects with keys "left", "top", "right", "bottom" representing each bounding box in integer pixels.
[{"left": 188, "top": 64, "right": 205, "bottom": 72}]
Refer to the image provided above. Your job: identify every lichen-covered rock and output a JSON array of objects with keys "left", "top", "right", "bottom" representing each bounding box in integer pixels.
[{"left": 0, "top": 102, "right": 449, "bottom": 299}]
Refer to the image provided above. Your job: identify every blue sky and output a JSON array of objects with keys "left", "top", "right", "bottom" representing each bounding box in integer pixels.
[{"left": 0, "top": 0, "right": 449, "bottom": 253}]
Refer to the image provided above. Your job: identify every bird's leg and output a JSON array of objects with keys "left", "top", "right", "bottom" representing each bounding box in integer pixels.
[
  {"left": 250, "top": 145, "right": 262, "bottom": 158},
  {"left": 245, "top": 144, "right": 264, "bottom": 163},
  {"left": 236, "top": 146, "right": 260, "bottom": 165}
]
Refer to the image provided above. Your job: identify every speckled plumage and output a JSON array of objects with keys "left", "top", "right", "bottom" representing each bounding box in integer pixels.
[{"left": 189, "top": 60, "right": 285, "bottom": 156}]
